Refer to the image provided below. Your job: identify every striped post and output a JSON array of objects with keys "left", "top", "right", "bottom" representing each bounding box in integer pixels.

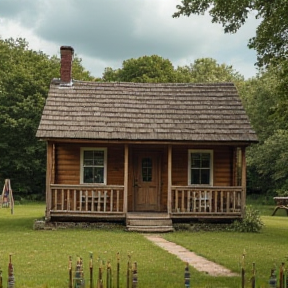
[
  {"left": 89, "top": 253, "right": 93, "bottom": 288},
  {"left": 97, "top": 260, "right": 103, "bottom": 288},
  {"left": 106, "top": 261, "right": 112, "bottom": 288},
  {"left": 241, "top": 250, "right": 246, "bottom": 288},
  {"left": 0, "top": 266, "right": 2, "bottom": 288},
  {"left": 251, "top": 262, "right": 256, "bottom": 288},
  {"left": 68, "top": 256, "right": 72, "bottom": 288},
  {"left": 7, "top": 254, "right": 15, "bottom": 288},
  {"left": 269, "top": 267, "right": 277, "bottom": 288},
  {"left": 184, "top": 262, "right": 190, "bottom": 288},
  {"left": 116, "top": 253, "right": 120, "bottom": 288},
  {"left": 132, "top": 262, "right": 138, "bottom": 288},
  {"left": 127, "top": 254, "right": 132, "bottom": 288},
  {"left": 280, "top": 262, "right": 285, "bottom": 288}
]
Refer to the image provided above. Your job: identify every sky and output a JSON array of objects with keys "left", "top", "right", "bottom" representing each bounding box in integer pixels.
[{"left": 0, "top": 0, "right": 260, "bottom": 79}]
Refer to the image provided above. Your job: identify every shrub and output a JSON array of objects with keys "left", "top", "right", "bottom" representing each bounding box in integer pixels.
[{"left": 229, "top": 205, "right": 264, "bottom": 232}]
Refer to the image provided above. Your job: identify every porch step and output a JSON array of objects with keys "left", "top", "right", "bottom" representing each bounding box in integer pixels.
[{"left": 126, "top": 213, "right": 174, "bottom": 233}]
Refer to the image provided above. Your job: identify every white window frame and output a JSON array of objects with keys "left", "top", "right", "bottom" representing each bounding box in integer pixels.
[
  {"left": 80, "top": 147, "right": 107, "bottom": 185},
  {"left": 188, "top": 149, "right": 213, "bottom": 186}
]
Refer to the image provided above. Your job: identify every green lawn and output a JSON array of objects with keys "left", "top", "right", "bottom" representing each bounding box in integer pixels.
[{"left": 0, "top": 203, "right": 287, "bottom": 288}]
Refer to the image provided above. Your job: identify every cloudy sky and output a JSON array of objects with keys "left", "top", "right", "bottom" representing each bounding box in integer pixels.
[{"left": 0, "top": 0, "right": 260, "bottom": 79}]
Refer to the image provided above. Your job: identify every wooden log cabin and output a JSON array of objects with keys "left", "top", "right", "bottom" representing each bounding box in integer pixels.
[{"left": 36, "top": 46, "right": 258, "bottom": 231}]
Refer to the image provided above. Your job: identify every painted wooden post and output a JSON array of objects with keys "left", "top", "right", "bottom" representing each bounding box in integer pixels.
[
  {"left": 184, "top": 263, "right": 190, "bottom": 288},
  {"left": 68, "top": 256, "right": 73, "bottom": 288},
  {"left": 7, "top": 254, "right": 15, "bottom": 288},
  {"left": 124, "top": 144, "right": 129, "bottom": 214},
  {"left": 251, "top": 262, "right": 256, "bottom": 288},
  {"left": 106, "top": 261, "right": 112, "bottom": 288},
  {"left": 241, "top": 250, "right": 246, "bottom": 288},
  {"left": 241, "top": 147, "right": 247, "bottom": 217},
  {"left": 116, "top": 253, "right": 120, "bottom": 288},
  {"left": 46, "top": 142, "right": 53, "bottom": 219},
  {"left": 0, "top": 266, "right": 2, "bottom": 288},
  {"left": 269, "top": 267, "right": 277, "bottom": 288},
  {"left": 132, "top": 262, "right": 138, "bottom": 288},
  {"left": 126, "top": 254, "right": 131, "bottom": 288},
  {"left": 89, "top": 253, "right": 93, "bottom": 288},
  {"left": 167, "top": 145, "right": 172, "bottom": 214},
  {"left": 97, "top": 260, "right": 104, "bottom": 288}
]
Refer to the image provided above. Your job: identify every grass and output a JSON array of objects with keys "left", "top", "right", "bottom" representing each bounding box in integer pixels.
[{"left": 0, "top": 202, "right": 287, "bottom": 287}]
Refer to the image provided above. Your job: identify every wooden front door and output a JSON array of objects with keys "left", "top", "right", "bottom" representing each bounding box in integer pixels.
[{"left": 134, "top": 153, "right": 160, "bottom": 211}]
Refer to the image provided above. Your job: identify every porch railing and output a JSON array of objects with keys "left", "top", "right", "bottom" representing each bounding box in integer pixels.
[
  {"left": 50, "top": 185, "right": 124, "bottom": 213},
  {"left": 171, "top": 186, "right": 243, "bottom": 214}
]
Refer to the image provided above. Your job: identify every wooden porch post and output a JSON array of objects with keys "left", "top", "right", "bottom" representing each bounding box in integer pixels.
[
  {"left": 241, "top": 147, "right": 247, "bottom": 217},
  {"left": 167, "top": 145, "right": 172, "bottom": 214},
  {"left": 123, "top": 144, "right": 129, "bottom": 214},
  {"left": 46, "top": 142, "right": 53, "bottom": 220}
]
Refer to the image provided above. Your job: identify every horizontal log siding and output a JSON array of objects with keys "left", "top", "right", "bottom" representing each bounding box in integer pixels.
[
  {"left": 54, "top": 143, "right": 125, "bottom": 186},
  {"left": 55, "top": 144, "right": 80, "bottom": 184},
  {"left": 213, "top": 146, "right": 233, "bottom": 186},
  {"left": 107, "top": 146, "right": 124, "bottom": 185},
  {"left": 172, "top": 145, "right": 233, "bottom": 186}
]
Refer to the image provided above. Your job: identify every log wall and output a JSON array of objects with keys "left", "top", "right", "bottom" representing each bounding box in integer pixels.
[{"left": 54, "top": 143, "right": 125, "bottom": 186}]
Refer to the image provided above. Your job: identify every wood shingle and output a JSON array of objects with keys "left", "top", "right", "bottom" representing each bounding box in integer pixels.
[{"left": 36, "top": 80, "right": 257, "bottom": 142}]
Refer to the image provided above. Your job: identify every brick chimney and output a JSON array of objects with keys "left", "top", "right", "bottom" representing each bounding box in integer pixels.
[{"left": 60, "top": 46, "right": 74, "bottom": 84}]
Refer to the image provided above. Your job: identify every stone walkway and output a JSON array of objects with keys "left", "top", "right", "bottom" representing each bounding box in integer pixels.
[{"left": 144, "top": 234, "right": 239, "bottom": 277}]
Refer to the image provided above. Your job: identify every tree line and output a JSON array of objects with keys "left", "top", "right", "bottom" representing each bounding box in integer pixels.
[{"left": 0, "top": 32, "right": 287, "bottom": 199}]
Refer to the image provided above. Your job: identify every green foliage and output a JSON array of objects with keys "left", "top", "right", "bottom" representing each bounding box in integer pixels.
[
  {"left": 238, "top": 64, "right": 288, "bottom": 195},
  {"left": 173, "top": 0, "right": 288, "bottom": 68},
  {"left": 230, "top": 206, "right": 264, "bottom": 233},
  {"left": 247, "top": 130, "right": 288, "bottom": 195},
  {"left": 0, "top": 38, "right": 93, "bottom": 194},
  {"left": 103, "top": 55, "right": 178, "bottom": 83},
  {"left": 176, "top": 58, "right": 244, "bottom": 83},
  {"left": 103, "top": 56, "right": 243, "bottom": 84}
]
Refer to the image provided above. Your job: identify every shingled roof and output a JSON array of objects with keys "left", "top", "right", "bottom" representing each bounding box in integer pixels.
[{"left": 36, "top": 80, "right": 257, "bottom": 142}]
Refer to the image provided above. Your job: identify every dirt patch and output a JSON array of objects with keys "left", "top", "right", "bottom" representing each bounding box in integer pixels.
[{"left": 144, "top": 234, "right": 239, "bottom": 277}]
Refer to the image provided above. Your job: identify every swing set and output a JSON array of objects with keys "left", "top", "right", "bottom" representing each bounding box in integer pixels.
[{"left": 0, "top": 179, "right": 14, "bottom": 214}]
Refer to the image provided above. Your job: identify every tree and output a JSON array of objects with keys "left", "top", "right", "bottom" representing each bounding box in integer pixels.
[
  {"left": 173, "top": 0, "right": 288, "bottom": 67},
  {"left": 103, "top": 55, "right": 178, "bottom": 83},
  {"left": 0, "top": 38, "right": 93, "bottom": 196},
  {"left": 238, "top": 66, "right": 288, "bottom": 195},
  {"left": 176, "top": 58, "right": 244, "bottom": 83},
  {"left": 103, "top": 55, "right": 243, "bottom": 84}
]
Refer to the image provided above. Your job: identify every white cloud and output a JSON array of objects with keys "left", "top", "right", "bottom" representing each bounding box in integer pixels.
[{"left": 0, "top": 0, "right": 260, "bottom": 79}]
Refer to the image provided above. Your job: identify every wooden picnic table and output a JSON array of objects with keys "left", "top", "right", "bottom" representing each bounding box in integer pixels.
[{"left": 271, "top": 197, "right": 288, "bottom": 216}]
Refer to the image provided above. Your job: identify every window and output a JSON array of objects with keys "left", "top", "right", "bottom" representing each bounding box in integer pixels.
[
  {"left": 188, "top": 150, "right": 213, "bottom": 185},
  {"left": 142, "top": 157, "right": 152, "bottom": 182},
  {"left": 80, "top": 148, "right": 107, "bottom": 184}
]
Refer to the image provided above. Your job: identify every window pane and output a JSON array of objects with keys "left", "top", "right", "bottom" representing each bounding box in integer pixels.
[
  {"left": 201, "top": 169, "right": 210, "bottom": 184},
  {"left": 94, "top": 167, "right": 104, "bottom": 183},
  {"left": 142, "top": 158, "right": 152, "bottom": 182},
  {"left": 191, "top": 153, "right": 200, "bottom": 168},
  {"left": 94, "top": 151, "right": 104, "bottom": 166},
  {"left": 84, "top": 151, "right": 94, "bottom": 166},
  {"left": 191, "top": 169, "right": 200, "bottom": 184},
  {"left": 201, "top": 153, "right": 210, "bottom": 168},
  {"left": 83, "top": 167, "right": 94, "bottom": 183}
]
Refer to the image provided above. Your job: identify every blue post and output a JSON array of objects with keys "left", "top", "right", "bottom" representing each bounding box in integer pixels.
[
  {"left": 269, "top": 268, "right": 277, "bottom": 288},
  {"left": 184, "top": 263, "right": 190, "bottom": 288}
]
